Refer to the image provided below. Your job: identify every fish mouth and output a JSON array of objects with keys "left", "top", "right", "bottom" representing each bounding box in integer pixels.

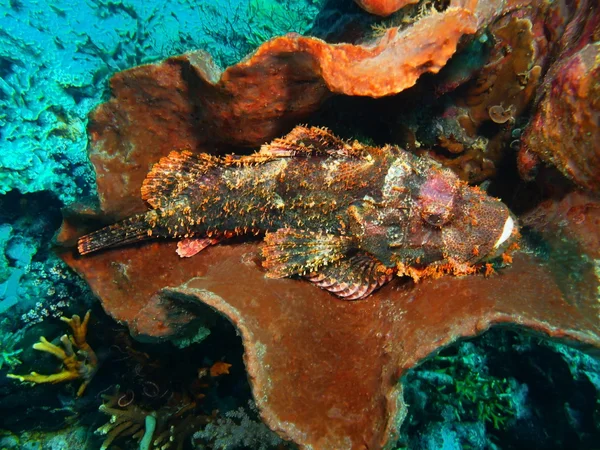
[
  {"left": 487, "top": 213, "right": 519, "bottom": 259},
  {"left": 493, "top": 214, "right": 515, "bottom": 250}
]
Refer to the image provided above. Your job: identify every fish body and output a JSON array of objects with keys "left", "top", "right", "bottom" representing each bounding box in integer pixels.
[{"left": 78, "top": 126, "right": 517, "bottom": 300}]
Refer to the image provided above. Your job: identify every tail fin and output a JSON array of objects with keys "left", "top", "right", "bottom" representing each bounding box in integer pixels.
[{"left": 77, "top": 213, "right": 152, "bottom": 255}]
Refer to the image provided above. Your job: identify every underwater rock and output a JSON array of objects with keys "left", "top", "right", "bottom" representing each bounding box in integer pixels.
[
  {"left": 60, "top": 241, "right": 201, "bottom": 341},
  {"left": 523, "top": 191, "right": 600, "bottom": 259},
  {"left": 518, "top": 0, "right": 600, "bottom": 190}
]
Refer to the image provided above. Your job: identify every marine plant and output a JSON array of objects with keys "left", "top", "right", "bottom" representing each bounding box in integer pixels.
[
  {"left": 414, "top": 346, "right": 519, "bottom": 430},
  {"left": 0, "top": 319, "right": 24, "bottom": 371}
]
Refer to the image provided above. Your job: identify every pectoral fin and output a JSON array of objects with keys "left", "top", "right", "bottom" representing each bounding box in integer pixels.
[
  {"left": 176, "top": 237, "right": 220, "bottom": 258},
  {"left": 306, "top": 252, "right": 395, "bottom": 300},
  {"left": 262, "top": 228, "right": 354, "bottom": 278}
]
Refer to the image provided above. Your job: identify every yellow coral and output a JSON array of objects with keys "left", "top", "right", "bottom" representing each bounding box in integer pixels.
[{"left": 7, "top": 311, "right": 98, "bottom": 396}]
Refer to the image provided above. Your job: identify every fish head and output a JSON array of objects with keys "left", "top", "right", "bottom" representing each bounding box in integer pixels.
[
  {"left": 411, "top": 166, "right": 519, "bottom": 265},
  {"left": 353, "top": 159, "right": 518, "bottom": 270},
  {"left": 441, "top": 185, "right": 518, "bottom": 263}
]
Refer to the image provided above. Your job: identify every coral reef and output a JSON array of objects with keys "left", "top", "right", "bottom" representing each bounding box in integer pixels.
[
  {"left": 0, "top": 191, "right": 92, "bottom": 321},
  {"left": 0, "top": 0, "right": 325, "bottom": 205},
  {"left": 401, "top": 338, "right": 525, "bottom": 447},
  {"left": 400, "top": 327, "right": 600, "bottom": 449},
  {"left": 61, "top": 231, "right": 600, "bottom": 448},
  {"left": 76, "top": 125, "right": 518, "bottom": 299},
  {"left": 522, "top": 191, "right": 600, "bottom": 259},
  {"left": 0, "top": 0, "right": 325, "bottom": 331},
  {"left": 412, "top": 1, "right": 550, "bottom": 183},
  {"left": 0, "top": 319, "right": 24, "bottom": 370},
  {"left": 193, "top": 400, "right": 288, "bottom": 450},
  {"left": 198, "top": 0, "right": 325, "bottom": 68},
  {"left": 2, "top": 0, "right": 599, "bottom": 448},
  {"left": 54, "top": 0, "right": 600, "bottom": 448},
  {"left": 0, "top": 426, "right": 91, "bottom": 450}
]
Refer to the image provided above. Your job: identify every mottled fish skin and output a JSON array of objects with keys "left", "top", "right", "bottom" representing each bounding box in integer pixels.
[{"left": 78, "top": 126, "right": 518, "bottom": 299}]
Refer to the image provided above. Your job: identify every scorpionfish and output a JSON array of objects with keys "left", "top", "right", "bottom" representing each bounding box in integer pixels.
[{"left": 78, "top": 126, "right": 518, "bottom": 300}]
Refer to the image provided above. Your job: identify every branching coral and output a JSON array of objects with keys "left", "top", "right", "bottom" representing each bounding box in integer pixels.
[{"left": 7, "top": 311, "right": 97, "bottom": 396}]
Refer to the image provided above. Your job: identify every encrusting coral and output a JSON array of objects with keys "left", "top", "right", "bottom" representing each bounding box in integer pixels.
[
  {"left": 355, "top": 0, "right": 419, "bottom": 17},
  {"left": 520, "top": 44, "right": 600, "bottom": 190},
  {"left": 519, "top": 0, "right": 600, "bottom": 191},
  {"left": 7, "top": 311, "right": 98, "bottom": 397},
  {"left": 420, "top": 3, "right": 548, "bottom": 183}
]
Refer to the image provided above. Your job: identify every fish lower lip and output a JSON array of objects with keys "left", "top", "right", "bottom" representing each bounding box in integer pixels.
[
  {"left": 493, "top": 215, "right": 515, "bottom": 249},
  {"left": 389, "top": 241, "right": 423, "bottom": 249}
]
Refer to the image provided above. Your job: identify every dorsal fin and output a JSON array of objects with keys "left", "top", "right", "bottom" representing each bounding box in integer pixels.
[
  {"left": 259, "top": 125, "right": 368, "bottom": 159},
  {"left": 141, "top": 151, "right": 220, "bottom": 209}
]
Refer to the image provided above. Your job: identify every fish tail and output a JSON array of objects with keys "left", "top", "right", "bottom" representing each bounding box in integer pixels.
[{"left": 77, "top": 212, "right": 154, "bottom": 255}]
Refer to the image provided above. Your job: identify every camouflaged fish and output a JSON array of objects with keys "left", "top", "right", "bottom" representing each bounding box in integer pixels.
[{"left": 78, "top": 126, "right": 518, "bottom": 300}]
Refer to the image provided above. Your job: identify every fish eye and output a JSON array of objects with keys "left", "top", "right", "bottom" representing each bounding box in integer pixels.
[
  {"left": 417, "top": 174, "right": 456, "bottom": 227},
  {"left": 421, "top": 207, "right": 452, "bottom": 227}
]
